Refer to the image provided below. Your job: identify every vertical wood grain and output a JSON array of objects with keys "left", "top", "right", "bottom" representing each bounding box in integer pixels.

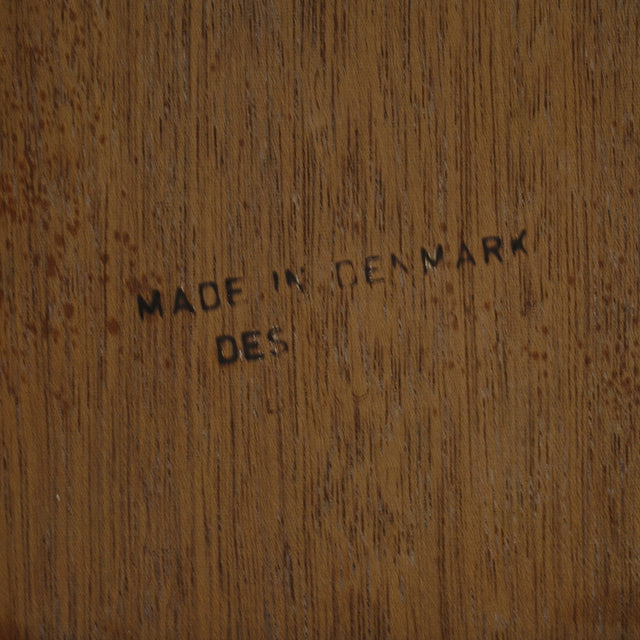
[{"left": 1, "top": 1, "right": 639, "bottom": 637}]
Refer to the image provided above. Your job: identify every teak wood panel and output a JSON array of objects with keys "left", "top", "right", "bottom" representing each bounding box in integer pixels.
[{"left": 1, "top": 2, "right": 640, "bottom": 638}]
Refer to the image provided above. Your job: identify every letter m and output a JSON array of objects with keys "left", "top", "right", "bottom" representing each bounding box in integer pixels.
[
  {"left": 421, "top": 245, "right": 443, "bottom": 271},
  {"left": 137, "top": 290, "right": 163, "bottom": 319}
]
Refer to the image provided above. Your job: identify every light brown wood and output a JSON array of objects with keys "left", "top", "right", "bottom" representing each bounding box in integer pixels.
[{"left": 2, "top": 1, "right": 640, "bottom": 637}]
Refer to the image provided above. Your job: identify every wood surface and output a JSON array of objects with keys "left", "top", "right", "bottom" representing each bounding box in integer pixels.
[{"left": 2, "top": 1, "right": 640, "bottom": 638}]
